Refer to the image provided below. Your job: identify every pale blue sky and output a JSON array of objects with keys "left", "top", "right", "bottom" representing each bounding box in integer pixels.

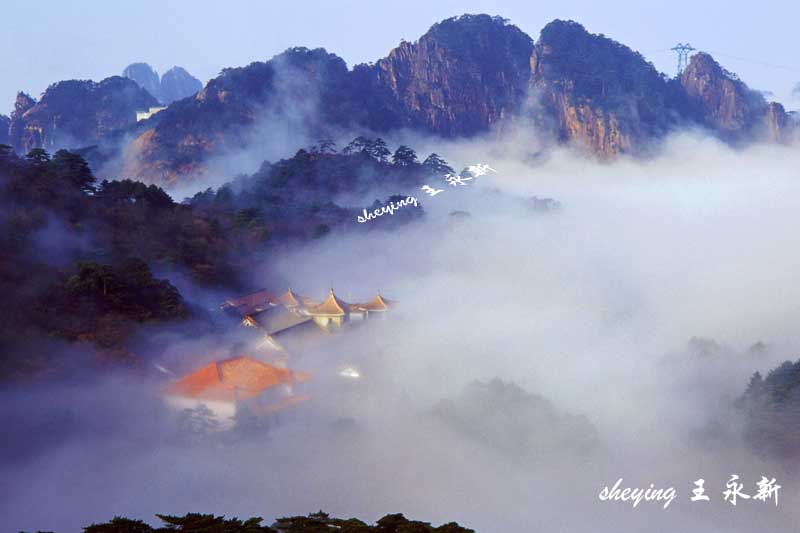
[{"left": 2, "top": 0, "right": 800, "bottom": 115}]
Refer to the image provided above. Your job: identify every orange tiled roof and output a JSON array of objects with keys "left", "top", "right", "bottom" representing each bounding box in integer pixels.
[{"left": 164, "top": 355, "right": 307, "bottom": 402}]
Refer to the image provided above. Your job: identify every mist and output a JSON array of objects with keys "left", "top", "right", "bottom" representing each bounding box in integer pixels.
[{"left": 5, "top": 129, "right": 800, "bottom": 532}]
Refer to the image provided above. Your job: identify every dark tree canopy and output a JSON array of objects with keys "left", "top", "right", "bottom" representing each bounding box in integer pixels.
[
  {"left": 422, "top": 153, "right": 454, "bottom": 175},
  {"left": 0, "top": 140, "right": 435, "bottom": 380},
  {"left": 72, "top": 511, "right": 474, "bottom": 533},
  {"left": 737, "top": 358, "right": 800, "bottom": 460},
  {"left": 391, "top": 145, "right": 418, "bottom": 167}
]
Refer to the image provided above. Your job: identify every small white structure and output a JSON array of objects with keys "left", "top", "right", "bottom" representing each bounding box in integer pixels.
[{"left": 136, "top": 106, "right": 167, "bottom": 122}]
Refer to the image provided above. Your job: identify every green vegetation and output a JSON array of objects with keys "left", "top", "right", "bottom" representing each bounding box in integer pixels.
[{"left": 0, "top": 138, "right": 447, "bottom": 379}]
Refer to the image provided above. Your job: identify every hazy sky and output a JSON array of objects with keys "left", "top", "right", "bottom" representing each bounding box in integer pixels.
[{"left": 2, "top": 0, "right": 800, "bottom": 114}]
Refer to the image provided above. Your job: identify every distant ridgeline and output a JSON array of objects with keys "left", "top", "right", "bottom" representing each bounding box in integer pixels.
[
  {"left": 1, "top": 15, "right": 796, "bottom": 187},
  {"left": 0, "top": 139, "right": 441, "bottom": 380},
  {"left": 20, "top": 511, "right": 475, "bottom": 533},
  {"left": 122, "top": 62, "right": 203, "bottom": 106}
]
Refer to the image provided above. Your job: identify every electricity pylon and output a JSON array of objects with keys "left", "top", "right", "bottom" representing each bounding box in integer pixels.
[{"left": 671, "top": 43, "right": 696, "bottom": 75}]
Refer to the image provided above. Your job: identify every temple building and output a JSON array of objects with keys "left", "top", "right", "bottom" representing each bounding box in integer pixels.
[
  {"left": 353, "top": 293, "right": 395, "bottom": 319},
  {"left": 162, "top": 355, "right": 311, "bottom": 428},
  {"left": 226, "top": 288, "right": 396, "bottom": 353},
  {"left": 305, "top": 289, "right": 356, "bottom": 328}
]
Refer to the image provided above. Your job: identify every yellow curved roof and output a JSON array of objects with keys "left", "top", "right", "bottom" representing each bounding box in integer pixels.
[
  {"left": 306, "top": 289, "right": 352, "bottom": 316},
  {"left": 278, "top": 288, "right": 302, "bottom": 307},
  {"left": 356, "top": 293, "right": 395, "bottom": 311}
]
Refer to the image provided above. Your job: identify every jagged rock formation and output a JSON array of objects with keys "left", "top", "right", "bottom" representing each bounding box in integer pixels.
[
  {"left": 528, "top": 20, "right": 691, "bottom": 155},
  {"left": 125, "top": 15, "right": 795, "bottom": 186},
  {"left": 679, "top": 52, "right": 784, "bottom": 142},
  {"left": 765, "top": 102, "right": 790, "bottom": 142},
  {"left": 122, "top": 63, "right": 161, "bottom": 100},
  {"left": 16, "top": 14, "right": 790, "bottom": 185},
  {"left": 0, "top": 114, "right": 9, "bottom": 145},
  {"left": 123, "top": 47, "right": 353, "bottom": 183},
  {"left": 159, "top": 66, "right": 203, "bottom": 104},
  {"left": 357, "top": 14, "right": 533, "bottom": 135},
  {"left": 8, "top": 78, "right": 158, "bottom": 154},
  {"left": 527, "top": 21, "right": 793, "bottom": 153},
  {"left": 124, "top": 15, "right": 536, "bottom": 184},
  {"left": 122, "top": 62, "right": 203, "bottom": 104},
  {"left": 8, "top": 92, "right": 36, "bottom": 150}
]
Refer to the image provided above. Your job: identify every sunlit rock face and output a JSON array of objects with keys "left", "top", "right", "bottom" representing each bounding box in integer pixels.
[
  {"left": 679, "top": 52, "right": 792, "bottom": 142},
  {"left": 362, "top": 14, "right": 535, "bottom": 136},
  {"left": 527, "top": 20, "right": 691, "bottom": 156},
  {"left": 679, "top": 52, "right": 764, "bottom": 139},
  {"left": 765, "top": 102, "right": 790, "bottom": 143},
  {"left": 111, "top": 16, "right": 797, "bottom": 185},
  {"left": 125, "top": 15, "right": 534, "bottom": 185},
  {"left": 525, "top": 23, "right": 794, "bottom": 155}
]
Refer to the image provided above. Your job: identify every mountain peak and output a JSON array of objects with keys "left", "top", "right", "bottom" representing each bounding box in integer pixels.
[
  {"left": 423, "top": 13, "right": 530, "bottom": 43},
  {"left": 367, "top": 13, "right": 534, "bottom": 136},
  {"left": 123, "top": 62, "right": 202, "bottom": 104},
  {"left": 13, "top": 92, "right": 36, "bottom": 117},
  {"left": 533, "top": 19, "right": 657, "bottom": 86},
  {"left": 123, "top": 62, "right": 160, "bottom": 99},
  {"left": 269, "top": 47, "right": 349, "bottom": 80},
  {"left": 538, "top": 19, "right": 588, "bottom": 38},
  {"left": 61, "top": 13, "right": 794, "bottom": 186},
  {"left": 160, "top": 66, "right": 203, "bottom": 104},
  {"left": 529, "top": 19, "right": 681, "bottom": 155},
  {"left": 680, "top": 51, "right": 772, "bottom": 139}
]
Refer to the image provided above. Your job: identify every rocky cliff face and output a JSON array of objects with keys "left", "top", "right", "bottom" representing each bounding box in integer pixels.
[
  {"left": 679, "top": 52, "right": 784, "bottom": 142},
  {"left": 360, "top": 14, "right": 533, "bottom": 136},
  {"left": 122, "top": 63, "right": 161, "bottom": 101},
  {"left": 67, "top": 15, "right": 795, "bottom": 186},
  {"left": 124, "top": 15, "right": 535, "bottom": 184},
  {"left": 123, "top": 63, "right": 203, "bottom": 104},
  {"left": 8, "top": 77, "right": 158, "bottom": 154},
  {"left": 765, "top": 102, "right": 790, "bottom": 142},
  {"left": 528, "top": 20, "right": 691, "bottom": 155},
  {"left": 123, "top": 47, "right": 352, "bottom": 184},
  {"left": 8, "top": 92, "right": 36, "bottom": 151},
  {"left": 526, "top": 23, "right": 793, "bottom": 153}
]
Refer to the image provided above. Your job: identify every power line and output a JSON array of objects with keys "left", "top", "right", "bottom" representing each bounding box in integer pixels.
[{"left": 703, "top": 51, "right": 800, "bottom": 74}]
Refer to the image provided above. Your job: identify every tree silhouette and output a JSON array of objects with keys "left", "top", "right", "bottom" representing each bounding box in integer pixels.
[{"left": 392, "top": 145, "right": 418, "bottom": 167}]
